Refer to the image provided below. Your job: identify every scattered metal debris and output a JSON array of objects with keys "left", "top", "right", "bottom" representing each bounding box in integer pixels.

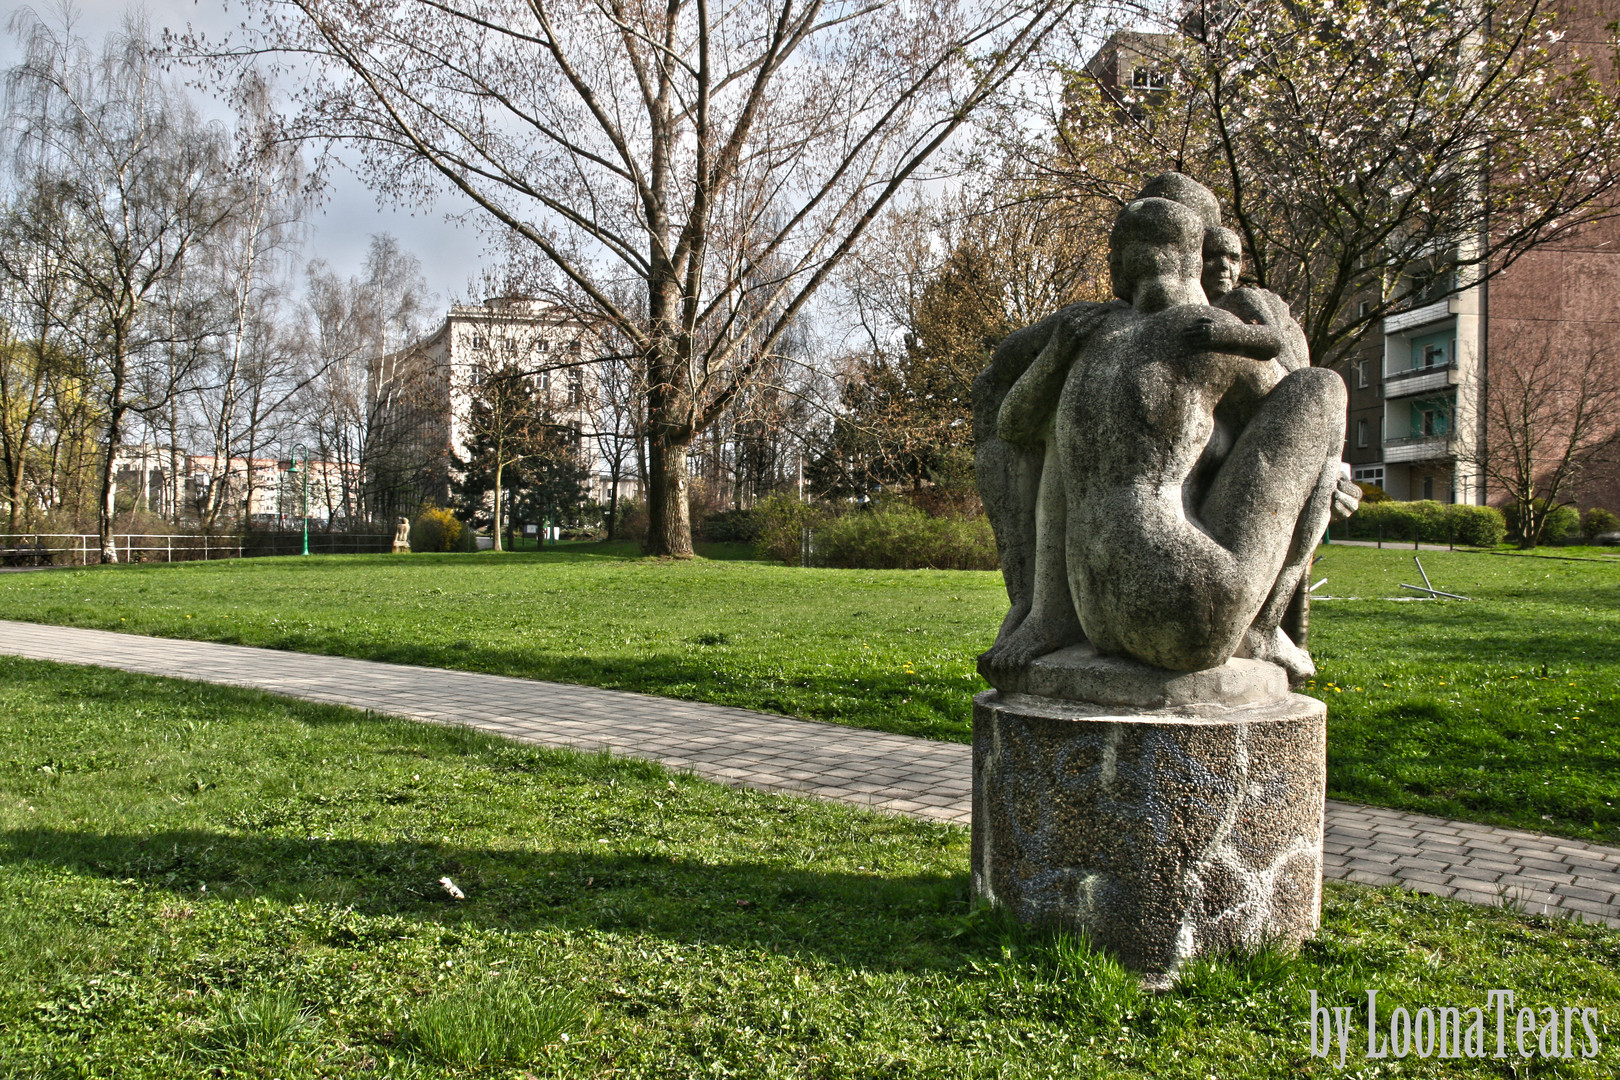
[{"left": 1399, "top": 556, "right": 1472, "bottom": 600}]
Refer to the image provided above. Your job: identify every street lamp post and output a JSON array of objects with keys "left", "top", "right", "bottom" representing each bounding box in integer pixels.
[{"left": 291, "top": 443, "right": 310, "bottom": 556}]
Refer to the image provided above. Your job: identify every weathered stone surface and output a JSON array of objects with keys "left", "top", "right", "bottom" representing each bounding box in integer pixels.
[
  {"left": 980, "top": 642, "right": 1289, "bottom": 709},
  {"left": 391, "top": 516, "right": 412, "bottom": 554},
  {"left": 972, "top": 689, "right": 1326, "bottom": 981}
]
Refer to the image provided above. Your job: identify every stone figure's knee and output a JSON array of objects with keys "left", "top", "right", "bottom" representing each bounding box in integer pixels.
[{"left": 1276, "top": 366, "right": 1346, "bottom": 420}]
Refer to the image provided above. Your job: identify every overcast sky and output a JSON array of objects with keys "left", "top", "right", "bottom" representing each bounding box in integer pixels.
[{"left": 3, "top": 0, "right": 487, "bottom": 309}]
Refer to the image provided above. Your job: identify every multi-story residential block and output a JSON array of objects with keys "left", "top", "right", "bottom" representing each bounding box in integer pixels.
[
  {"left": 370, "top": 297, "right": 640, "bottom": 516},
  {"left": 1345, "top": 6, "right": 1620, "bottom": 508}
]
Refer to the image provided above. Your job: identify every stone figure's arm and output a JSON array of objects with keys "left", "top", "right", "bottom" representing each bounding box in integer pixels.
[
  {"left": 1184, "top": 315, "right": 1284, "bottom": 361},
  {"left": 1217, "top": 287, "right": 1310, "bottom": 370},
  {"left": 974, "top": 308, "right": 1070, "bottom": 446},
  {"left": 996, "top": 302, "right": 1120, "bottom": 446}
]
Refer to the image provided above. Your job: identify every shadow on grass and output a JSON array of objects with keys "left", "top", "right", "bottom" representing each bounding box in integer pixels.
[{"left": 0, "top": 827, "right": 975, "bottom": 968}]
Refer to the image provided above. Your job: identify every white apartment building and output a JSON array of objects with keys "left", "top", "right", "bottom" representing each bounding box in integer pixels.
[{"left": 371, "top": 297, "right": 641, "bottom": 514}]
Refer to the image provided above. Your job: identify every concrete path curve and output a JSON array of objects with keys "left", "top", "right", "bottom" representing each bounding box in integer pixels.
[{"left": 1, "top": 619, "right": 1615, "bottom": 928}]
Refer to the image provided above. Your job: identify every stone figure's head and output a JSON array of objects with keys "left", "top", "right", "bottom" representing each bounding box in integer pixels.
[
  {"left": 1202, "top": 226, "right": 1243, "bottom": 301},
  {"left": 1109, "top": 197, "right": 1205, "bottom": 309},
  {"left": 1135, "top": 173, "right": 1221, "bottom": 230}
]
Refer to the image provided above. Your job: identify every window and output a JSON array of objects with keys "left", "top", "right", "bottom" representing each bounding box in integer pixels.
[
  {"left": 471, "top": 334, "right": 487, "bottom": 351},
  {"left": 1353, "top": 466, "right": 1385, "bottom": 490},
  {"left": 1421, "top": 475, "right": 1434, "bottom": 500},
  {"left": 568, "top": 339, "right": 582, "bottom": 354},
  {"left": 1131, "top": 66, "right": 1166, "bottom": 88},
  {"left": 1356, "top": 419, "right": 1368, "bottom": 448},
  {"left": 1421, "top": 343, "right": 1445, "bottom": 368},
  {"left": 1356, "top": 360, "right": 1369, "bottom": 388},
  {"left": 1358, "top": 300, "right": 1374, "bottom": 318}
]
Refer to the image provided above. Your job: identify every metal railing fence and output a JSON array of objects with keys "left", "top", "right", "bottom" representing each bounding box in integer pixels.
[{"left": 0, "top": 533, "right": 393, "bottom": 566}]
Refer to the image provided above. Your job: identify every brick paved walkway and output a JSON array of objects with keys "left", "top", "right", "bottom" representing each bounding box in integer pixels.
[{"left": 2, "top": 619, "right": 1615, "bottom": 928}]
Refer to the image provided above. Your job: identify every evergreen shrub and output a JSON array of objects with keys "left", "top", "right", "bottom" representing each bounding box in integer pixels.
[
  {"left": 699, "top": 507, "right": 761, "bottom": 544},
  {"left": 1582, "top": 507, "right": 1620, "bottom": 540},
  {"left": 410, "top": 506, "right": 464, "bottom": 552}
]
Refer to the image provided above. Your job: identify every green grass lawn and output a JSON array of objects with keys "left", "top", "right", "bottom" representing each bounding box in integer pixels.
[
  {"left": 2, "top": 657, "right": 1615, "bottom": 1078},
  {"left": 0, "top": 543, "right": 1616, "bottom": 845}
]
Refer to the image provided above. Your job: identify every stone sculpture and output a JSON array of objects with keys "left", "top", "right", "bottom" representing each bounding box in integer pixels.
[
  {"left": 392, "top": 516, "right": 412, "bottom": 554},
  {"left": 976, "top": 176, "right": 1359, "bottom": 683},
  {"left": 969, "top": 174, "right": 1358, "bottom": 984}
]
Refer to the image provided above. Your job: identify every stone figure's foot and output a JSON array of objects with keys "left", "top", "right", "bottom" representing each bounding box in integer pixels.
[
  {"left": 979, "top": 617, "right": 1085, "bottom": 680},
  {"left": 993, "top": 600, "right": 1033, "bottom": 650},
  {"left": 1240, "top": 625, "right": 1316, "bottom": 686}
]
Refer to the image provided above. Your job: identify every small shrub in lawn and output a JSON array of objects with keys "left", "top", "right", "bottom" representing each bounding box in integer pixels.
[
  {"left": 401, "top": 977, "right": 586, "bottom": 1068},
  {"left": 410, "top": 506, "right": 465, "bottom": 552},
  {"left": 190, "top": 988, "right": 321, "bottom": 1064},
  {"left": 1543, "top": 503, "right": 1582, "bottom": 543},
  {"left": 1582, "top": 506, "right": 1619, "bottom": 540},
  {"left": 1502, "top": 498, "right": 1582, "bottom": 545},
  {"left": 752, "top": 490, "right": 826, "bottom": 565},
  {"left": 813, "top": 502, "right": 998, "bottom": 570}
]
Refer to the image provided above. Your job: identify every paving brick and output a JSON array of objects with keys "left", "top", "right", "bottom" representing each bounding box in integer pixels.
[
  {"left": 1552, "top": 884, "right": 1618, "bottom": 905},
  {"left": 1393, "top": 868, "right": 1453, "bottom": 887}
]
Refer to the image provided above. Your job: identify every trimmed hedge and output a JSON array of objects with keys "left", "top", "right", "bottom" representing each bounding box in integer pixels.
[{"left": 1343, "top": 499, "right": 1505, "bottom": 547}]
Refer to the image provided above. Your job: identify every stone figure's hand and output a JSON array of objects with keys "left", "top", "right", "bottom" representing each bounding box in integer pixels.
[
  {"left": 1183, "top": 315, "right": 1219, "bottom": 350},
  {"left": 1331, "top": 477, "right": 1362, "bottom": 523}
]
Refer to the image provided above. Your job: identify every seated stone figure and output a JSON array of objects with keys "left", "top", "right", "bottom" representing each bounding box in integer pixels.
[
  {"left": 973, "top": 174, "right": 1220, "bottom": 664},
  {"left": 1052, "top": 197, "right": 1346, "bottom": 673}
]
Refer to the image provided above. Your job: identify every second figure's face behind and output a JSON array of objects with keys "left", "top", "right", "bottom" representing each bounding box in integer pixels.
[{"left": 1202, "top": 244, "right": 1242, "bottom": 301}]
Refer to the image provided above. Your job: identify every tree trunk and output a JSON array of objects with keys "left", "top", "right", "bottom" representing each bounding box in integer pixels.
[
  {"left": 645, "top": 428, "right": 693, "bottom": 557},
  {"left": 98, "top": 332, "right": 130, "bottom": 564},
  {"left": 605, "top": 459, "right": 622, "bottom": 540},
  {"left": 98, "top": 402, "right": 126, "bottom": 564},
  {"left": 492, "top": 458, "right": 504, "bottom": 552}
]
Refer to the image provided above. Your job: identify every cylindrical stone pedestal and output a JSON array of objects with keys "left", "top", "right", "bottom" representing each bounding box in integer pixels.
[{"left": 972, "top": 679, "right": 1326, "bottom": 982}]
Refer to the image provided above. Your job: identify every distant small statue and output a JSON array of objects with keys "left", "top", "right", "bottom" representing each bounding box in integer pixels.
[
  {"left": 975, "top": 173, "right": 1359, "bottom": 685},
  {"left": 392, "top": 516, "right": 412, "bottom": 554}
]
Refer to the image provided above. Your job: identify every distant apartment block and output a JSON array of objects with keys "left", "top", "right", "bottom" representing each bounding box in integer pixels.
[
  {"left": 370, "top": 297, "right": 640, "bottom": 514},
  {"left": 112, "top": 446, "right": 358, "bottom": 525}
]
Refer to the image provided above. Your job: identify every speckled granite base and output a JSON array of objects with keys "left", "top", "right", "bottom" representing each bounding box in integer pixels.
[{"left": 972, "top": 689, "right": 1326, "bottom": 983}]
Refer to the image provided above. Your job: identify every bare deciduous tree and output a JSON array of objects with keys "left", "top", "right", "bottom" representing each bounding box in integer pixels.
[
  {"left": 191, "top": 0, "right": 1085, "bottom": 555},
  {"left": 1457, "top": 326, "right": 1620, "bottom": 547},
  {"left": 10, "top": 12, "right": 236, "bottom": 560}
]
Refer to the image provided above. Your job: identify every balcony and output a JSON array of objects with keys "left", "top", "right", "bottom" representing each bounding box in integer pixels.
[
  {"left": 1384, "top": 363, "right": 1459, "bottom": 399},
  {"left": 1383, "top": 434, "right": 1457, "bottom": 463}
]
